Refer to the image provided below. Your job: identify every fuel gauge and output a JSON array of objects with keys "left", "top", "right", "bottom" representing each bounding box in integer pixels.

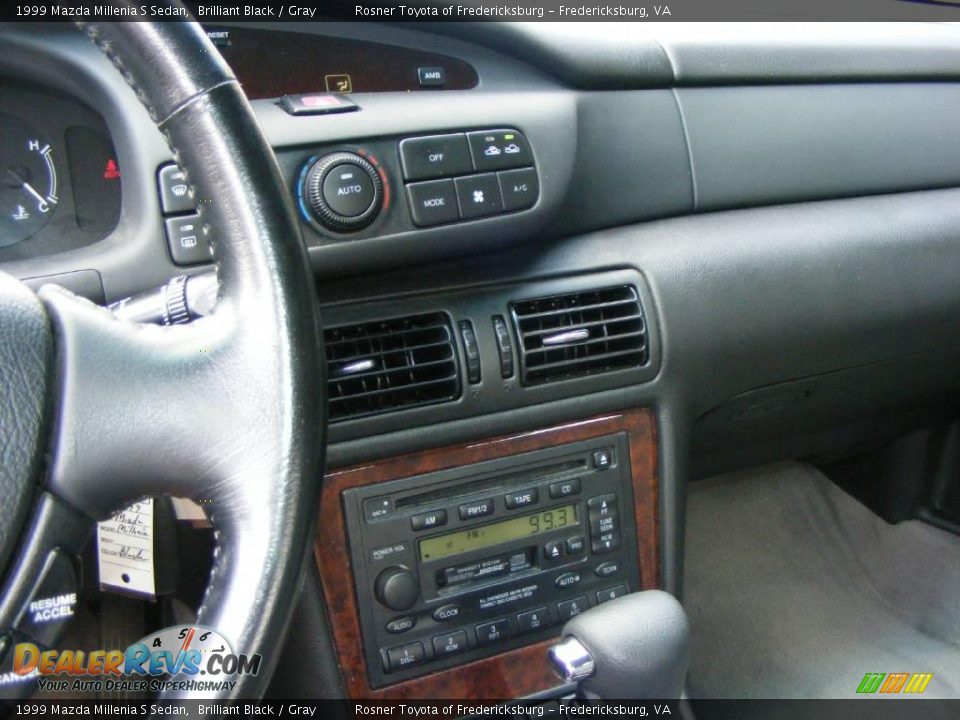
[{"left": 1, "top": 113, "right": 59, "bottom": 247}]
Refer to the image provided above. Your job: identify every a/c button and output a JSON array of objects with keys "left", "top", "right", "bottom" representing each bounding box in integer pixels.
[{"left": 406, "top": 179, "right": 459, "bottom": 227}]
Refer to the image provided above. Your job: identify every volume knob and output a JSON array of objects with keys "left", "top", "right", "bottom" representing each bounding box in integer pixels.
[
  {"left": 300, "top": 151, "right": 383, "bottom": 232},
  {"left": 374, "top": 566, "right": 419, "bottom": 612}
]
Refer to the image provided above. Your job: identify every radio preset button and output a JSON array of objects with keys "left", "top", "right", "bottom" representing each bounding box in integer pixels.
[
  {"left": 458, "top": 498, "right": 494, "bottom": 520},
  {"left": 385, "top": 641, "right": 425, "bottom": 671},
  {"left": 557, "top": 596, "right": 589, "bottom": 622},
  {"left": 476, "top": 618, "right": 513, "bottom": 646},
  {"left": 504, "top": 488, "right": 539, "bottom": 510},
  {"left": 411, "top": 509, "right": 447, "bottom": 531},
  {"left": 543, "top": 540, "right": 564, "bottom": 563},
  {"left": 555, "top": 571, "right": 581, "bottom": 589},
  {"left": 433, "top": 630, "right": 469, "bottom": 658},
  {"left": 549, "top": 478, "right": 582, "bottom": 499},
  {"left": 597, "top": 585, "right": 629, "bottom": 604},
  {"left": 517, "top": 607, "right": 550, "bottom": 633},
  {"left": 595, "top": 560, "right": 621, "bottom": 578},
  {"left": 565, "top": 536, "right": 586, "bottom": 555},
  {"left": 385, "top": 616, "right": 417, "bottom": 634},
  {"left": 432, "top": 604, "right": 461, "bottom": 622}
]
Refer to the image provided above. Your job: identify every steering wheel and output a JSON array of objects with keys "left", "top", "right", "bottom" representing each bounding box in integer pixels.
[{"left": 0, "top": 15, "right": 324, "bottom": 700}]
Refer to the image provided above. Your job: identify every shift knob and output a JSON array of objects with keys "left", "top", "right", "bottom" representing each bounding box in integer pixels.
[{"left": 548, "top": 590, "right": 690, "bottom": 699}]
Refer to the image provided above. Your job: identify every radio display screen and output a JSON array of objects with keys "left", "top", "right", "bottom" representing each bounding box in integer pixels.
[{"left": 419, "top": 504, "right": 579, "bottom": 562}]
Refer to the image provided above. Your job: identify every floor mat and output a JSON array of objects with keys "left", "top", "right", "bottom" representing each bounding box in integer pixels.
[{"left": 684, "top": 461, "right": 960, "bottom": 698}]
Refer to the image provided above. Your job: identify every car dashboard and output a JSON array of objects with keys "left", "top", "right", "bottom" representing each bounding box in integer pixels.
[{"left": 2, "top": 20, "right": 960, "bottom": 700}]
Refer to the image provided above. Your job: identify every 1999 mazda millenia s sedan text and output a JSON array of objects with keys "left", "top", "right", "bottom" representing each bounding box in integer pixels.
[{"left": 1, "top": 8, "right": 959, "bottom": 717}]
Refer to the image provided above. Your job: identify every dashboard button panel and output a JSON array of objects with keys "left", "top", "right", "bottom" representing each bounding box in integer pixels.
[{"left": 396, "top": 128, "right": 538, "bottom": 229}]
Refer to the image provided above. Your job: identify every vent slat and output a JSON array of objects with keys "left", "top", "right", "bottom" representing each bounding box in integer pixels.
[
  {"left": 324, "top": 312, "right": 461, "bottom": 421},
  {"left": 510, "top": 286, "right": 647, "bottom": 386}
]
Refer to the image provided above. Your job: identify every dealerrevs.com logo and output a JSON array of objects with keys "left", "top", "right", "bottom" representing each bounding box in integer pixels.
[{"left": 6, "top": 625, "right": 261, "bottom": 694}]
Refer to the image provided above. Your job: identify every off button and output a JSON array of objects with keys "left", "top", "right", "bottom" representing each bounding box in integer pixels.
[{"left": 322, "top": 163, "right": 375, "bottom": 218}]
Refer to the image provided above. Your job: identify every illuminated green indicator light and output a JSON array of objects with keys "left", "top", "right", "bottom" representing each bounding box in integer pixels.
[{"left": 504, "top": 134, "right": 515, "bottom": 140}]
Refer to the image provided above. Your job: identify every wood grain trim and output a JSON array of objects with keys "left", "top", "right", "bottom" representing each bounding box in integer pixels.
[{"left": 315, "top": 408, "right": 659, "bottom": 699}]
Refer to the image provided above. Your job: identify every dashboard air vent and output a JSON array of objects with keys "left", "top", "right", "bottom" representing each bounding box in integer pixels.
[
  {"left": 510, "top": 286, "right": 647, "bottom": 386},
  {"left": 325, "top": 312, "right": 461, "bottom": 421}
]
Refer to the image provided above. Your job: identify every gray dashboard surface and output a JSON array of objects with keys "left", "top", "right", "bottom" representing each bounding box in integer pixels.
[
  {"left": 3, "top": 21, "right": 960, "bottom": 602},
  {"left": 432, "top": 22, "right": 960, "bottom": 88}
]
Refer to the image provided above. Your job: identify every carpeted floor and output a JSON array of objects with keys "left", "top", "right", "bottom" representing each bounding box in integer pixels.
[{"left": 684, "top": 461, "right": 960, "bottom": 698}]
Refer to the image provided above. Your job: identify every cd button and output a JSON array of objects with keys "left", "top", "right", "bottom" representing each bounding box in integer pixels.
[{"left": 549, "top": 478, "right": 582, "bottom": 499}]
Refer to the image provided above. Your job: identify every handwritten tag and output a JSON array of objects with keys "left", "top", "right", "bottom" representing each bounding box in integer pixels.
[{"left": 97, "top": 498, "right": 156, "bottom": 598}]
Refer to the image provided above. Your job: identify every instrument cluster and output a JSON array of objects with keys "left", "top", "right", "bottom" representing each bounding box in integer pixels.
[{"left": 0, "top": 83, "right": 121, "bottom": 262}]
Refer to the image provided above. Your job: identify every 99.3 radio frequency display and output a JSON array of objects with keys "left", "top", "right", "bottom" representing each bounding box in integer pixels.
[{"left": 420, "top": 504, "right": 578, "bottom": 561}]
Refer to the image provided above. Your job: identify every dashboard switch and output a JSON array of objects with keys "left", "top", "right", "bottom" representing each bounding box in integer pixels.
[
  {"left": 455, "top": 173, "right": 503, "bottom": 219},
  {"left": 459, "top": 320, "right": 482, "bottom": 384},
  {"left": 280, "top": 93, "right": 357, "bottom": 116},
  {"left": 476, "top": 618, "right": 513, "bottom": 646},
  {"left": 165, "top": 214, "right": 211, "bottom": 266},
  {"left": 157, "top": 164, "right": 193, "bottom": 215},
  {"left": 399, "top": 134, "right": 471, "bottom": 181},
  {"left": 492, "top": 315, "right": 515, "bottom": 378},
  {"left": 498, "top": 167, "right": 539, "bottom": 212},
  {"left": 468, "top": 129, "right": 533, "bottom": 171},
  {"left": 418, "top": 67, "right": 447, "bottom": 88},
  {"left": 406, "top": 179, "right": 458, "bottom": 227}
]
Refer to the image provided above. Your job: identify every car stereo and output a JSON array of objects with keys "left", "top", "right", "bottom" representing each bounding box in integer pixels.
[{"left": 343, "top": 433, "right": 640, "bottom": 687}]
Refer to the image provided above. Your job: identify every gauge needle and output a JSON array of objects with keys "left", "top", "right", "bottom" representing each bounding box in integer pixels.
[{"left": 21, "top": 181, "right": 55, "bottom": 208}]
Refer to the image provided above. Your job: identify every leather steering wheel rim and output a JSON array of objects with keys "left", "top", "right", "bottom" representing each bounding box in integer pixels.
[{"left": 0, "top": 13, "right": 324, "bottom": 700}]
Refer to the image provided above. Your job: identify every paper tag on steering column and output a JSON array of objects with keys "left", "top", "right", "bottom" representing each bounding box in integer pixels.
[{"left": 97, "top": 498, "right": 156, "bottom": 598}]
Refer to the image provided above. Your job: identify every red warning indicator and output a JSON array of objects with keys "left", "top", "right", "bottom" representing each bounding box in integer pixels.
[{"left": 103, "top": 158, "right": 121, "bottom": 180}]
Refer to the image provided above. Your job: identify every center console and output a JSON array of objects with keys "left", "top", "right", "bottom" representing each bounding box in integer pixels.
[{"left": 315, "top": 408, "right": 659, "bottom": 699}]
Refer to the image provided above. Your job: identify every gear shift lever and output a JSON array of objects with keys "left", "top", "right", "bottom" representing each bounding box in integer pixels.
[{"left": 547, "top": 590, "right": 690, "bottom": 699}]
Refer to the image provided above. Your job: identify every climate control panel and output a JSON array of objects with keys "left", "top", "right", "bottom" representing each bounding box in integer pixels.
[
  {"left": 283, "top": 126, "right": 540, "bottom": 243},
  {"left": 343, "top": 433, "right": 639, "bottom": 688}
]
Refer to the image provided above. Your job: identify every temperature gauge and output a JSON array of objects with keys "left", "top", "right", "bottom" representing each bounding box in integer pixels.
[{"left": 1, "top": 114, "right": 60, "bottom": 247}]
